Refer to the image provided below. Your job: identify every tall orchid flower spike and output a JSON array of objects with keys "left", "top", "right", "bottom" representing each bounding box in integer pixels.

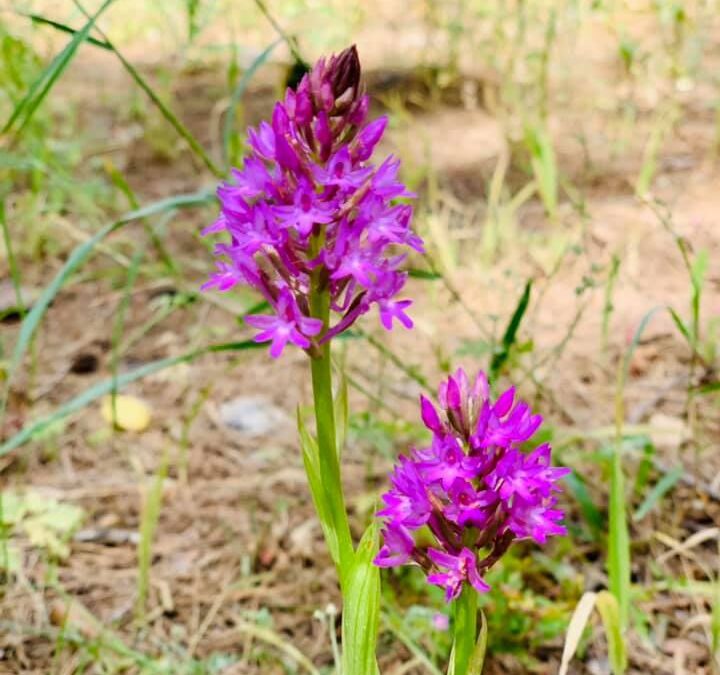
[
  {"left": 374, "top": 369, "right": 569, "bottom": 674},
  {"left": 203, "top": 45, "right": 422, "bottom": 358},
  {"left": 202, "top": 47, "right": 424, "bottom": 675}
]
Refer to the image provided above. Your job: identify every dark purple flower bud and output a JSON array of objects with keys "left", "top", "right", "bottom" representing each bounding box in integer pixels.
[{"left": 330, "top": 45, "right": 361, "bottom": 101}]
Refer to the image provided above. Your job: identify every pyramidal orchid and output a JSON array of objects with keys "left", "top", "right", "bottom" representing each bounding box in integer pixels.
[
  {"left": 202, "top": 46, "right": 422, "bottom": 674},
  {"left": 203, "top": 45, "right": 422, "bottom": 358},
  {"left": 375, "top": 368, "right": 568, "bottom": 597},
  {"left": 374, "top": 368, "right": 569, "bottom": 673}
]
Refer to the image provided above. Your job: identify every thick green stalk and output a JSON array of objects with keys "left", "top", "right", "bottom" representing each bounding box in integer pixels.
[
  {"left": 453, "top": 586, "right": 478, "bottom": 675},
  {"left": 309, "top": 286, "right": 354, "bottom": 581}
]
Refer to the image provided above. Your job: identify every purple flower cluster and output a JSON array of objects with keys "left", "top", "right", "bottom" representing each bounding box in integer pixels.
[
  {"left": 202, "top": 46, "right": 423, "bottom": 357},
  {"left": 374, "top": 369, "right": 569, "bottom": 602}
]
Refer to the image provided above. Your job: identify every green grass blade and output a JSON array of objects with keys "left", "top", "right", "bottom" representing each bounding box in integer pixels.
[
  {"left": 71, "top": 0, "right": 222, "bottom": 177},
  {"left": 0, "top": 339, "right": 258, "bottom": 457},
  {"left": 222, "top": 39, "right": 281, "bottom": 167},
  {"left": 20, "top": 12, "right": 112, "bottom": 50},
  {"left": 110, "top": 249, "right": 144, "bottom": 425},
  {"left": 0, "top": 191, "right": 215, "bottom": 423},
  {"left": 297, "top": 407, "right": 339, "bottom": 567},
  {"left": 381, "top": 610, "right": 442, "bottom": 675},
  {"left": 3, "top": 0, "right": 116, "bottom": 137},
  {"left": 490, "top": 280, "right": 532, "bottom": 379},
  {"left": 0, "top": 200, "right": 25, "bottom": 319},
  {"left": 565, "top": 470, "right": 603, "bottom": 538},
  {"left": 610, "top": 306, "right": 663, "bottom": 628},
  {"left": 136, "top": 451, "right": 168, "bottom": 621},
  {"left": 633, "top": 466, "right": 683, "bottom": 521}
]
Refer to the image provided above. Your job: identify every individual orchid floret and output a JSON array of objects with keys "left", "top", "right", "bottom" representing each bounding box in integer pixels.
[
  {"left": 202, "top": 45, "right": 423, "bottom": 358},
  {"left": 374, "top": 368, "right": 569, "bottom": 602}
]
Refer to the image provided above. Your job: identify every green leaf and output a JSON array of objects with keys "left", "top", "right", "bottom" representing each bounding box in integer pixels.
[
  {"left": 489, "top": 280, "right": 532, "bottom": 379},
  {"left": 70, "top": 0, "right": 221, "bottom": 177},
  {"left": 222, "top": 39, "right": 282, "bottom": 167},
  {"left": 466, "top": 609, "right": 488, "bottom": 674},
  {"left": 407, "top": 268, "right": 442, "bottom": 280},
  {"left": 297, "top": 408, "right": 339, "bottom": 567},
  {"left": 633, "top": 466, "right": 683, "bottom": 521},
  {"left": 668, "top": 307, "right": 692, "bottom": 345},
  {"left": 0, "top": 338, "right": 256, "bottom": 457},
  {"left": 690, "top": 248, "right": 708, "bottom": 293},
  {"left": 334, "top": 374, "right": 349, "bottom": 458},
  {"left": 596, "top": 591, "right": 627, "bottom": 674},
  {"left": 565, "top": 471, "right": 603, "bottom": 537},
  {"left": 1, "top": 190, "right": 215, "bottom": 424},
  {"left": 341, "top": 522, "right": 381, "bottom": 675},
  {"left": 21, "top": 12, "right": 112, "bottom": 50},
  {"left": 3, "top": 0, "right": 116, "bottom": 137}
]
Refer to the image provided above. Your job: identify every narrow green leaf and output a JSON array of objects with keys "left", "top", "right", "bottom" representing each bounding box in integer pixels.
[
  {"left": 0, "top": 339, "right": 255, "bottom": 457},
  {"left": 71, "top": 0, "right": 222, "bottom": 177},
  {"left": 341, "top": 522, "right": 381, "bottom": 675},
  {"left": 333, "top": 373, "right": 349, "bottom": 458},
  {"left": 565, "top": 471, "right": 603, "bottom": 537},
  {"left": 467, "top": 609, "right": 488, "bottom": 674},
  {"left": 222, "top": 39, "right": 281, "bottom": 167},
  {"left": 633, "top": 466, "right": 683, "bottom": 521},
  {"left": 21, "top": 12, "right": 113, "bottom": 50},
  {"left": 3, "top": 0, "right": 116, "bottom": 136},
  {"left": 0, "top": 200, "right": 25, "bottom": 320},
  {"left": 489, "top": 280, "right": 532, "bottom": 378},
  {"left": 297, "top": 408, "right": 340, "bottom": 567},
  {"left": 610, "top": 306, "right": 663, "bottom": 629},
  {"left": 407, "top": 268, "right": 442, "bottom": 280},
  {"left": 668, "top": 307, "right": 692, "bottom": 345},
  {"left": 595, "top": 591, "right": 627, "bottom": 674},
  {"left": 1, "top": 190, "right": 215, "bottom": 424},
  {"left": 632, "top": 441, "right": 655, "bottom": 497},
  {"left": 136, "top": 452, "right": 168, "bottom": 621}
]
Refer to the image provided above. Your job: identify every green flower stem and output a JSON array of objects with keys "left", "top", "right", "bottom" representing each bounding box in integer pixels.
[
  {"left": 453, "top": 586, "right": 478, "bottom": 675},
  {"left": 309, "top": 284, "right": 354, "bottom": 582}
]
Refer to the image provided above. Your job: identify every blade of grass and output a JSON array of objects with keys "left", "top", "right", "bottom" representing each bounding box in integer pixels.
[
  {"left": 252, "top": 0, "right": 306, "bottom": 66},
  {"left": 3, "top": 0, "right": 116, "bottom": 137},
  {"left": 110, "top": 249, "right": 144, "bottom": 427},
  {"left": 0, "top": 200, "right": 25, "bottom": 320},
  {"left": 381, "top": 610, "right": 442, "bottom": 675},
  {"left": 602, "top": 254, "right": 621, "bottom": 353},
  {"left": 0, "top": 190, "right": 215, "bottom": 427},
  {"left": 136, "top": 451, "right": 168, "bottom": 622},
  {"left": 0, "top": 339, "right": 262, "bottom": 457},
  {"left": 19, "top": 12, "right": 112, "bottom": 50},
  {"left": 222, "top": 39, "right": 282, "bottom": 167},
  {"left": 72, "top": 0, "right": 223, "bottom": 177},
  {"left": 610, "top": 306, "right": 663, "bottom": 628},
  {"left": 489, "top": 280, "right": 532, "bottom": 379},
  {"left": 633, "top": 466, "right": 683, "bottom": 521}
]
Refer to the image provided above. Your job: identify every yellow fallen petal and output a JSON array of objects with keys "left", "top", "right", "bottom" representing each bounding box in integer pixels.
[{"left": 101, "top": 395, "right": 151, "bottom": 432}]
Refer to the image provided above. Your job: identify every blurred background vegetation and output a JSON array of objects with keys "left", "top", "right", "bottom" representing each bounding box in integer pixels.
[{"left": 1, "top": 1, "right": 719, "bottom": 673}]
